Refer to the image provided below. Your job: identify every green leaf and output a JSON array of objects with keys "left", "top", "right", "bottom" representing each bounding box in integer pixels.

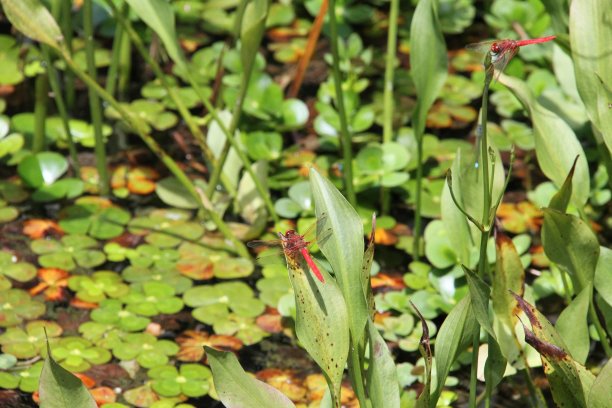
[
  {"left": 240, "top": 0, "right": 269, "bottom": 83},
  {"left": 588, "top": 357, "right": 612, "bottom": 408},
  {"left": 155, "top": 177, "right": 198, "bottom": 209},
  {"left": 484, "top": 337, "right": 507, "bottom": 399},
  {"left": 492, "top": 232, "right": 525, "bottom": 363},
  {"left": 594, "top": 246, "right": 612, "bottom": 306},
  {"left": 366, "top": 319, "right": 400, "bottom": 408},
  {"left": 0, "top": 0, "right": 63, "bottom": 51},
  {"left": 569, "top": 0, "right": 612, "bottom": 151},
  {"left": 500, "top": 75, "right": 589, "bottom": 207},
  {"left": 206, "top": 347, "right": 295, "bottom": 408},
  {"left": 410, "top": 0, "right": 448, "bottom": 137},
  {"left": 549, "top": 155, "right": 579, "bottom": 212},
  {"left": 462, "top": 266, "right": 495, "bottom": 339},
  {"left": 125, "top": 0, "right": 187, "bottom": 71},
  {"left": 555, "top": 284, "right": 591, "bottom": 364},
  {"left": 285, "top": 244, "right": 349, "bottom": 401},
  {"left": 432, "top": 295, "right": 478, "bottom": 405},
  {"left": 542, "top": 209, "right": 599, "bottom": 292},
  {"left": 38, "top": 339, "right": 97, "bottom": 408},
  {"left": 18, "top": 152, "right": 68, "bottom": 188},
  {"left": 310, "top": 168, "right": 367, "bottom": 343}
]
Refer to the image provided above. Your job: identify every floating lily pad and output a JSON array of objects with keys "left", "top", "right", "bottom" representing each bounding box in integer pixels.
[
  {"left": 121, "top": 282, "right": 184, "bottom": 317},
  {"left": 129, "top": 209, "right": 204, "bottom": 248},
  {"left": 148, "top": 364, "right": 211, "bottom": 398},
  {"left": 177, "top": 242, "right": 254, "bottom": 280},
  {"left": 0, "top": 289, "right": 46, "bottom": 327},
  {"left": 0, "top": 320, "right": 62, "bottom": 358},
  {"left": 183, "top": 281, "right": 265, "bottom": 325},
  {"left": 111, "top": 332, "right": 179, "bottom": 369},
  {"left": 18, "top": 152, "right": 68, "bottom": 189},
  {"left": 59, "top": 197, "right": 131, "bottom": 239},
  {"left": 122, "top": 265, "right": 193, "bottom": 294},
  {"left": 46, "top": 116, "right": 113, "bottom": 148},
  {"left": 69, "top": 271, "right": 130, "bottom": 303},
  {"left": 44, "top": 336, "right": 112, "bottom": 372},
  {"left": 0, "top": 250, "right": 37, "bottom": 282},
  {"left": 90, "top": 299, "right": 151, "bottom": 332},
  {"left": 31, "top": 234, "right": 105, "bottom": 271}
]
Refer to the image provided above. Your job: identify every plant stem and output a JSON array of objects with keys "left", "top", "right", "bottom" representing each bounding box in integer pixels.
[
  {"left": 57, "top": 50, "right": 250, "bottom": 259},
  {"left": 105, "top": 3, "right": 126, "bottom": 97},
  {"left": 60, "top": 0, "right": 75, "bottom": 110},
  {"left": 589, "top": 299, "right": 612, "bottom": 356},
  {"left": 469, "top": 331, "right": 480, "bottom": 406},
  {"left": 327, "top": 0, "right": 356, "bottom": 206},
  {"left": 32, "top": 73, "right": 48, "bottom": 153},
  {"left": 83, "top": 0, "right": 110, "bottom": 195},
  {"left": 380, "top": 0, "right": 399, "bottom": 215},
  {"left": 413, "top": 138, "right": 424, "bottom": 259},
  {"left": 42, "top": 46, "right": 80, "bottom": 175},
  {"left": 347, "top": 338, "right": 368, "bottom": 408}
]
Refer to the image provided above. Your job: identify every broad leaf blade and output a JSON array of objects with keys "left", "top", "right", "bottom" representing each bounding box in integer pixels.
[
  {"left": 206, "top": 347, "right": 295, "bottom": 408},
  {"left": 463, "top": 266, "right": 495, "bottom": 338},
  {"left": 310, "top": 169, "right": 367, "bottom": 343},
  {"left": 366, "top": 319, "right": 400, "bottom": 408},
  {"left": 286, "top": 252, "right": 349, "bottom": 401},
  {"left": 542, "top": 209, "right": 599, "bottom": 292},
  {"left": 555, "top": 284, "right": 591, "bottom": 364},
  {"left": 39, "top": 340, "right": 97, "bottom": 408},
  {"left": 410, "top": 0, "right": 447, "bottom": 137},
  {"left": 0, "top": 0, "right": 63, "bottom": 51},
  {"left": 587, "top": 358, "right": 612, "bottom": 408},
  {"left": 500, "top": 75, "right": 589, "bottom": 207},
  {"left": 569, "top": 0, "right": 612, "bottom": 151},
  {"left": 431, "top": 295, "right": 478, "bottom": 405}
]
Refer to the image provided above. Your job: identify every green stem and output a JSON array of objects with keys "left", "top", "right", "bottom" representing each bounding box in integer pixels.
[
  {"left": 557, "top": 264, "right": 572, "bottom": 303},
  {"left": 57, "top": 51, "right": 250, "bottom": 259},
  {"left": 412, "top": 137, "right": 424, "bottom": 259},
  {"left": 103, "top": 0, "right": 236, "bottom": 198},
  {"left": 380, "top": 0, "right": 399, "bottom": 214},
  {"left": 589, "top": 299, "right": 612, "bottom": 356},
  {"left": 469, "top": 331, "right": 480, "bottom": 406},
  {"left": 347, "top": 338, "right": 368, "bottom": 408},
  {"left": 83, "top": 0, "right": 109, "bottom": 196},
  {"left": 60, "top": 0, "right": 75, "bottom": 110},
  {"left": 105, "top": 3, "right": 127, "bottom": 97},
  {"left": 327, "top": 0, "right": 356, "bottom": 206},
  {"left": 42, "top": 46, "right": 80, "bottom": 175},
  {"left": 32, "top": 73, "right": 48, "bottom": 153},
  {"left": 117, "top": 15, "right": 132, "bottom": 100}
]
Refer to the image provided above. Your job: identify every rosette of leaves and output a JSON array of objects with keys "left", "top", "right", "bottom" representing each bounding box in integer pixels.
[
  {"left": 0, "top": 289, "right": 45, "bottom": 327},
  {"left": 121, "top": 282, "right": 184, "bottom": 317},
  {"left": 68, "top": 271, "right": 130, "bottom": 303},
  {"left": 355, "top": 142, "right": 411, "bottom": 189},
  {"left": 31, "top": 234, "right": 105, "bottom": 271},
  {"left": 111, "top": 333, "right": 179, "bottom": 369},
  {"left": 17, "top": 152, "right": 84, "bottom": 202},
  {"left": 122, "top": 265, "right": 192, "bottom": 294},
  {"left": 177, "top": 242, "right": 253, "bottom": 280},
  {"left": 0, "top": 361, "right": 43, "bottom": 392},
  {"left": 0, "top": 320, "right": 62, "bottom": 358},
  {"left": 129, "top": 209, "right": 204, "bottom": 248},
  {"left": 127, "top": 244, "right": 180, "bottom": 270},
  {"left": 0, "top": 180, "right": 27, "bottom": 224},
  {"left": 43, "top": 336, "right": 112, "bottom": 372},
  {"left": 78, "top": 321, "right": 125, "bottom": 350},
  {"left": 213, "top": 314, "right": 270, "bottom": 346},
  {"left": 0, "top": 250, "right": 37, "bottom": 289},
  {"left": 105, "top": 99, "right": 178, "bottom": 132},
  {"left": 90, "top": 299, "right": 151, "bottom": 332},
  {"left": 175, "top": 330, "right": 243, "bottom": 363},
  {"left": 59, "top": 196, "right": 131, "bottom": 240},
  {"left": 148, "top": 364, "right": 212, "bottom": 398},
  {"left": 183, "top": 282, "right": 265, "bottom": 326}
]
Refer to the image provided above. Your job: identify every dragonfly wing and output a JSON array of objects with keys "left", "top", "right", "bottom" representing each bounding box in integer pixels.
[
  {"left": 247, "top": 239, "right": 282, "bottom": 249},
  {"left": 465, "top": 40, "right": 497, "bottom": 54},
  {"left": 492, "top": 45, "right": 518, "bottom": 82}
]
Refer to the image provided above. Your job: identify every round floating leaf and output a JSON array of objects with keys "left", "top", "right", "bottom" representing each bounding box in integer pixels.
[
  {"left": 274, "top": 198, "right": 302, "bottom": 218},
  {"left": 245, "top": 131, "right": 282, "bottom": 161},
  {"left": 281, "top": 99, "right": 309, "bottom": 128},
  {"left": 18, "top": 152, "right": 68, "bottom": 188}
]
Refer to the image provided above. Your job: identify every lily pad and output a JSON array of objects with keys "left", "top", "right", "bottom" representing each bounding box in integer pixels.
[
  {"left": 31, "top": 234, "right": 105, "bottom": 271},
  {"left": 0, "top": 250, "right": 37, "bottom": 282},
  {"left": 59, "top": 197, "right": 131, "bottom": 239},
  {"left": 0, "top": 289, "right": 46, "bottom": 327},
  {"left": 129, "top": 209, "right": 204, "bottom": 248},
  {"left": 0, "top": 320, "right": 62, "bottom": 358}
]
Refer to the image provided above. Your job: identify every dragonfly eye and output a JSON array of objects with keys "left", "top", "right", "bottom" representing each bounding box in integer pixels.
[{"left": 491, "top": 43, "right": 500, "bottom": 54}]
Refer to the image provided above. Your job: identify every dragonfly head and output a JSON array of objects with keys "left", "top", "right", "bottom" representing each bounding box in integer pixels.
[{"left": 490, "top": 42, "right": 500, "bottom": 55}]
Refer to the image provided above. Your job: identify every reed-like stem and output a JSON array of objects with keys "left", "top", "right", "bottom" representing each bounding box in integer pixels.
[
  {"left": 105, "top": 3, "right": 127, "bottom": 97},
  {"left": 83, "top": 0, "right": 109, "bottom": 195},
  {"left": 55, "top": 49, "right": 250, "bottom": 258},
  {"left": 42, "top": 46, "right": 80, "bottom": 175},
  {"left": 327, "top": 0, "right": 356, "bottom": 206},
  {"left": 380, "top": 0, "right": 399, "bottom": 214},
  {"left": 60, "top": 0, "right": 75, "bottom": 110},
  {"left": 32, "top": 73, "right": 48, "bottom": 153}
]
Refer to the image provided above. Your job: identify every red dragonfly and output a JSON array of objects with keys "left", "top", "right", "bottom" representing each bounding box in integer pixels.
[
  {"left": 467, "top": 35, "right": 556, "bottom": 81},
  {"left": 248, "top": 217, "right": 330, "bottom": 283}
]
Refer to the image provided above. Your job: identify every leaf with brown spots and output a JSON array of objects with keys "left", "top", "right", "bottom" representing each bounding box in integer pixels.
[
  {"left": 176, "top": 330, "right": 243, "bottom": 362},
  {"left": 22, "top": 219, "right": 63, "bottom": 239}
]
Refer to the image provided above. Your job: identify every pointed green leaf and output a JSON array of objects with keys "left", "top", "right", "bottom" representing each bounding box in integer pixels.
[
  {"left": 206, "top": 347, "right": 295, "bottom": 408},
  {"left": 594, "top": 246, "right": 612, "bottom": 306},
  {"left": 542, "top": 209, "right": 599, "bottom": 292},
  {"left": 366, "top": 319, "right": 400, "bottom": 408},
  {"left": 462, "top": 266, "right": 495, "bottom": 338},
  {"left": 410, "top": 0, "right": 447, "bottom": 137},
  {"left": 310, "top": 169, "right": 367, "bottom": 343},
  {"left": 0, "top": 0, "right": 63, "bottom": 51},
  {"left": 555, "top": 284, "right": 591, "bottom": 364},
  {"left": 432, "top": 295, "right": 478, "bottom": 405},
  {"left": 549, "top": 155, "right": 579, "bottom": 213},
  {"left": 587, "top": 357, "right": 612, "bottom": 408},
  {"left": 240, "top": 0, "right": 269, "bottom": 83},
  {"left": 500, "top": 75, "right": 589, "bottom": 207},
  {"left": 38, "top": 340, "right": 97, "bottom": 408},
  {"left": 124, "top": 0, "right": 187, "bottom": 71},
  {"left": 484, "top": 337, "right": 507, "bottom": 398}
]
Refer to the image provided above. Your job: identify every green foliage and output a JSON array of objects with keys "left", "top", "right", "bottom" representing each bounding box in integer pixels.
[
  {"left": 148, "top": 364, "right": 212, "bottom": 398},
  {"left": 31, "top": 234, "right": 106, "bottom": 271},
  {"left": 69, "top": 271, "right": 129, "bottom": 303},
  {"left": 43, "top": 337, "right": 111, "bottom": 372},
  {"left": 111, "top": 332, "right": 179, "bottom": 368},
  {"left": 0, "top": 289, "right": 45, "bottom": 327}
]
